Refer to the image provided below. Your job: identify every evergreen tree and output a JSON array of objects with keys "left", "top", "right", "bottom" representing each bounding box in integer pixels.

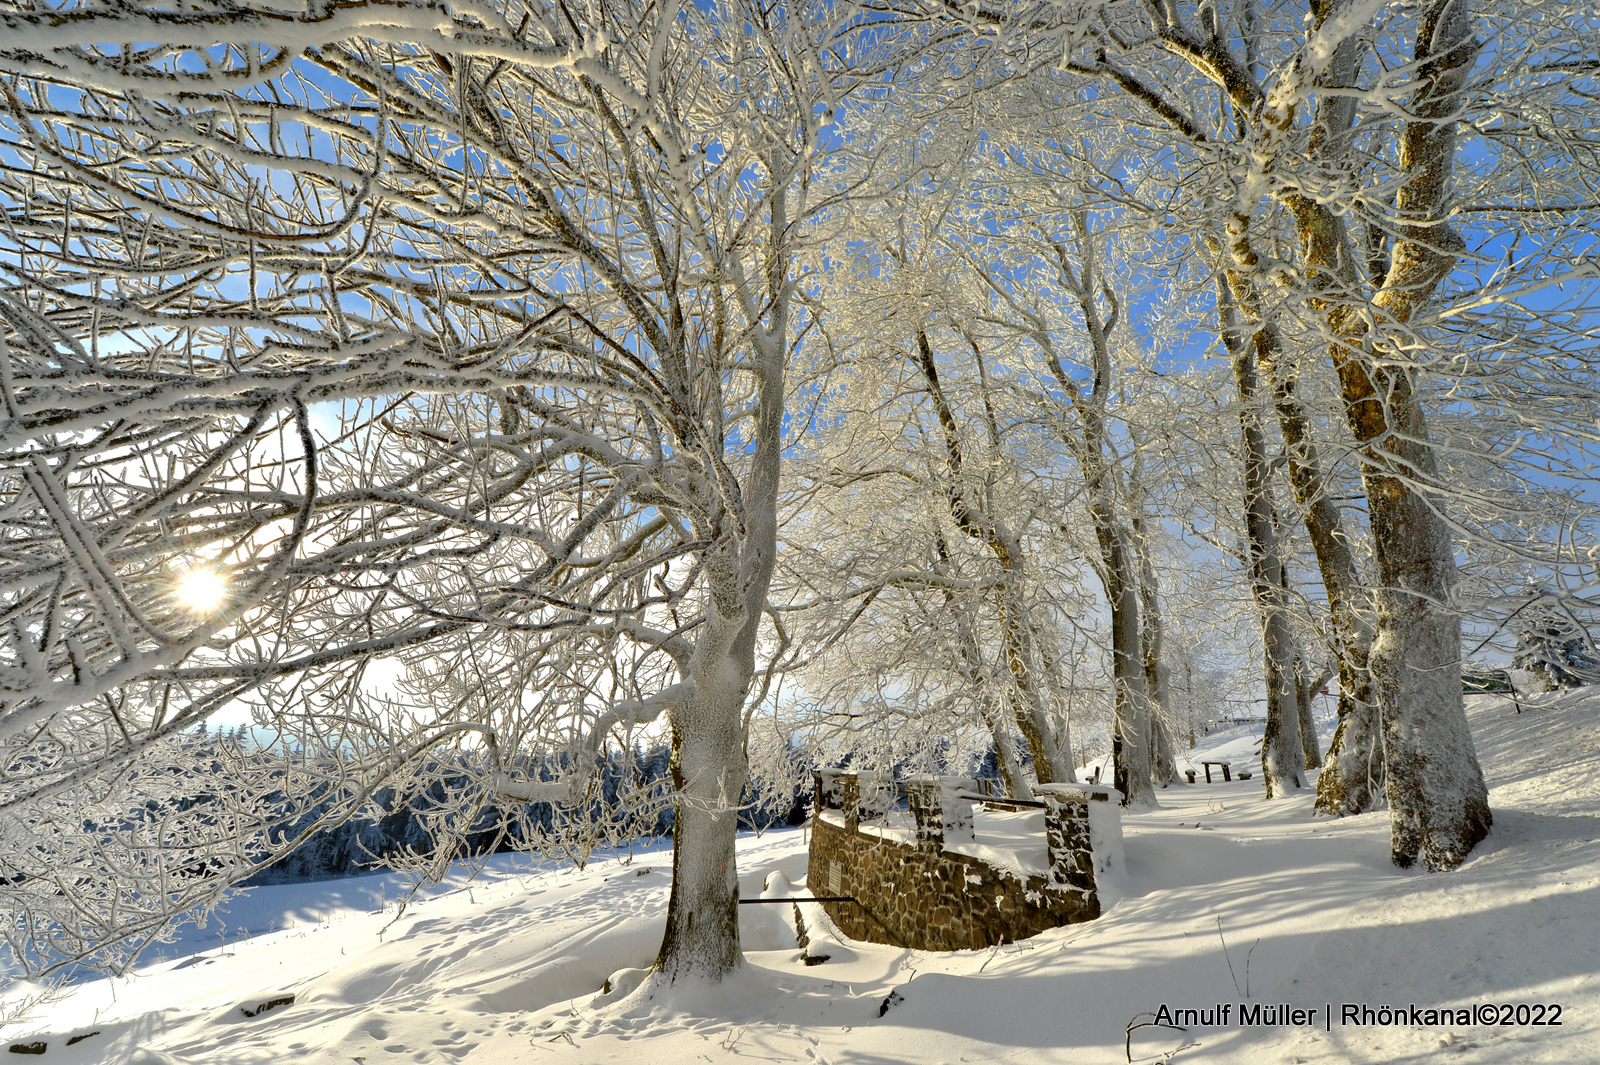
[{"left": 1513, "top": 604, "right": 1600, "bottom": 691}]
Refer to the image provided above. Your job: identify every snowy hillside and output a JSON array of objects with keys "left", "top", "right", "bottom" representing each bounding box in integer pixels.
[{"left": 5, "top": 690, "right": 1596, "bottom": 1064}]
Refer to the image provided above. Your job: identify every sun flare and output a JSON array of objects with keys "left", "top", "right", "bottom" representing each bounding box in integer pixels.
[{"left": 175, "top": 569, "right": 227, "bottom": 612}]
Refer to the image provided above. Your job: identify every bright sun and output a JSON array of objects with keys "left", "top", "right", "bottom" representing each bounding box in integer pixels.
[{"left": 175, "top": 569, "right": 228, "bottom": 612}]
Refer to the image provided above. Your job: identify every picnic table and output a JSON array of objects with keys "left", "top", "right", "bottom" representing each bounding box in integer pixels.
[{"left": 1200, "top": 760, "right": 1232, "bottom": 783}]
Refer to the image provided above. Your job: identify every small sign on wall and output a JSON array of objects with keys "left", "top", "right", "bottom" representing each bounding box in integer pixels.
[{"left": 828, "top": 860, "right": 842, "bottom": 895}]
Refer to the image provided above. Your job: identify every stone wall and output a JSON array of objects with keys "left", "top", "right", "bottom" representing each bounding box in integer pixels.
[{"left": 807, "top": 771, "right": 1115, "bottom": 952}]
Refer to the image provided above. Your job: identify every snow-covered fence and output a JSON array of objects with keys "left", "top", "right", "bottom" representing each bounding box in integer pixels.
[
  {"left": 808, "top": 770, "right": 1118, "bottom": 951},
  {"left": 1034, "top": 784, "right": 1121, "bottom": 898},
  {"left": 814, "top": 769, "right": 859, "bottom": 832},
  {"left": 903, "top": 775, "right": 976, "bottom": 852}
]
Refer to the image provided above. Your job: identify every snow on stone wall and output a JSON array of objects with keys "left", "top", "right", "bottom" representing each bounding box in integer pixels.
[{"left": 807, "top": 772, "right": 1111, "bottom": 951}]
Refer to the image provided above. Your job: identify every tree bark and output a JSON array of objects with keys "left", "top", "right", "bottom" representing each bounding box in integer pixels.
[
  {"left": 937, "top": 530, "right": 1033, "bottom": 799},
  {"left": 1220, "top": 279, "right": 1304, "bottom": 797},
  {"left": 1295, "top": 657, "right": 1331, "bottom": 770},
  {"left": 913, "top": 329, "right": 1071, "bottom": 785},
  {"left": 657, "top": 608, "right": 750, "bottom": 982},
  {"left": 1040, "top": 215, "right": 1155, "bottom": 807},
  {"left": 655, "top": 185, "right": 790, "bottom": 979},
  {"left": 1208, "top": 226, "right": 1380, "bottom": 811},
  {"left": 1101, "top": 526, "right": 1154, "bottom": 805},
  {"left": 1132, "top": 478, "right": 1176, "bottom": 785},
  {"left": 1310, "top": 0, "right": 1490, "bottom": 868}
]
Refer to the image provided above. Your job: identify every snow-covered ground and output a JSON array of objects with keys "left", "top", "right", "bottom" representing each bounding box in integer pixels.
[{"left": 5, "top": 690, "right": 1597, "bottom": 1064}]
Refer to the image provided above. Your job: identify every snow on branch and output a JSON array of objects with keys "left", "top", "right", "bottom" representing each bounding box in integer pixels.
[
  {"left": 0, "top": 1, "right": 577, "bottom": 90},
  {"left": 493, "top": 680, "right": 695, "bottom": 802}
]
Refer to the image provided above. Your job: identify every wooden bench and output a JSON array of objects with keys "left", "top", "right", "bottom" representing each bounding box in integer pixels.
[
  {"left": 1463, "top": 669, "right": 1523, "bottom": 714},
  {"left": 1200, "top": 760, "right": 1231, "bottom": 783}
]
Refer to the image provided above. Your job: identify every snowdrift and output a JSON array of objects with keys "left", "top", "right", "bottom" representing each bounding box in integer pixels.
[{"left": 4, "top": 691, "right": 1596, "bottom": 1063}]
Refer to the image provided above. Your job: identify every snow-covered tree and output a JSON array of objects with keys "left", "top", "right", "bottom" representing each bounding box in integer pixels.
[
  {"left": 6, "top": 0, "right": 1600, "bottom": 995},
  {"left": 775, "top": 192, "right": 1099, "bottom": 797},
  {"left": 1512, "top": 601, "right": 1600, "bottom": 692},
  {"left": 1216, "top": 274, "right": 1306, "bottom": 796},
  {"left": 896, "top": 0, "right": 1600, "bottom": 869},
  {"left": 0, "top": 0, "right": 876, "bottom": 983}
]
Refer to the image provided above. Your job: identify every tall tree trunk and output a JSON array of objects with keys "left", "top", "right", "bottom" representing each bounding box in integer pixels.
[
  {"left": 914, "top": 329, "right": 1071, "bottom": 785},
  {"left": 936, "top": 532, "right": 1033, "bottom": 799},
  {"left": 1295, "top": 657, "right": 1332, "bottom": 770},
  {"left": 1255, "top": 311, "right": 1381, "bottom": 812},
  {"left": 1149, "top": 711, "right": 1178, "bottom": 787},
  {"left": 985, "top": 704, "right": 1031, "bottom": 800},
  {"left": 1209, "top": 231, "right": 1379, "bottom": 812},
  {"left": 969, "top": 337, "right": 1075, "bottom": 785},
  {"left": 1211, "top": 2, "right": 1388, "bottom": 816},
  {"left": 1364, "top": 428, "right": 1488, "bottom": 868},
  {"left": 1132, "top": 474, "right": 1176, "bottom": 785},
  {"left": 1299, "top": 0, "right": 1490, "bottom": 867},
  {"left": 1101, "top": 523, "right": 1154, "bottom": 805},
  {"left": 1183, "top": 661, "right": 1197, "bottom": 749},
  {"left": 656, "top": 204, "right": 788, "bottom": 977},
  {"left": 1221, "top": 279, "right": 1304, "bottom": 797},
  {"left": 1040, "top": 213, "right": 1155, "bottom": 807},
  {"left": 1037, "top": 641, "right": 1080, "bottom": 786},
  {"left": 657, "top": 609, "right": 749, "bottom": 982},
  {"left": 1277, "top": 553, "right": 1328, "bottom": 773},
  {"left": 964, "top": 622, "right": 1033, "bottom": 801},
  {"left": 996, "top": 581, "right": 1071, "bottom": 784}
]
